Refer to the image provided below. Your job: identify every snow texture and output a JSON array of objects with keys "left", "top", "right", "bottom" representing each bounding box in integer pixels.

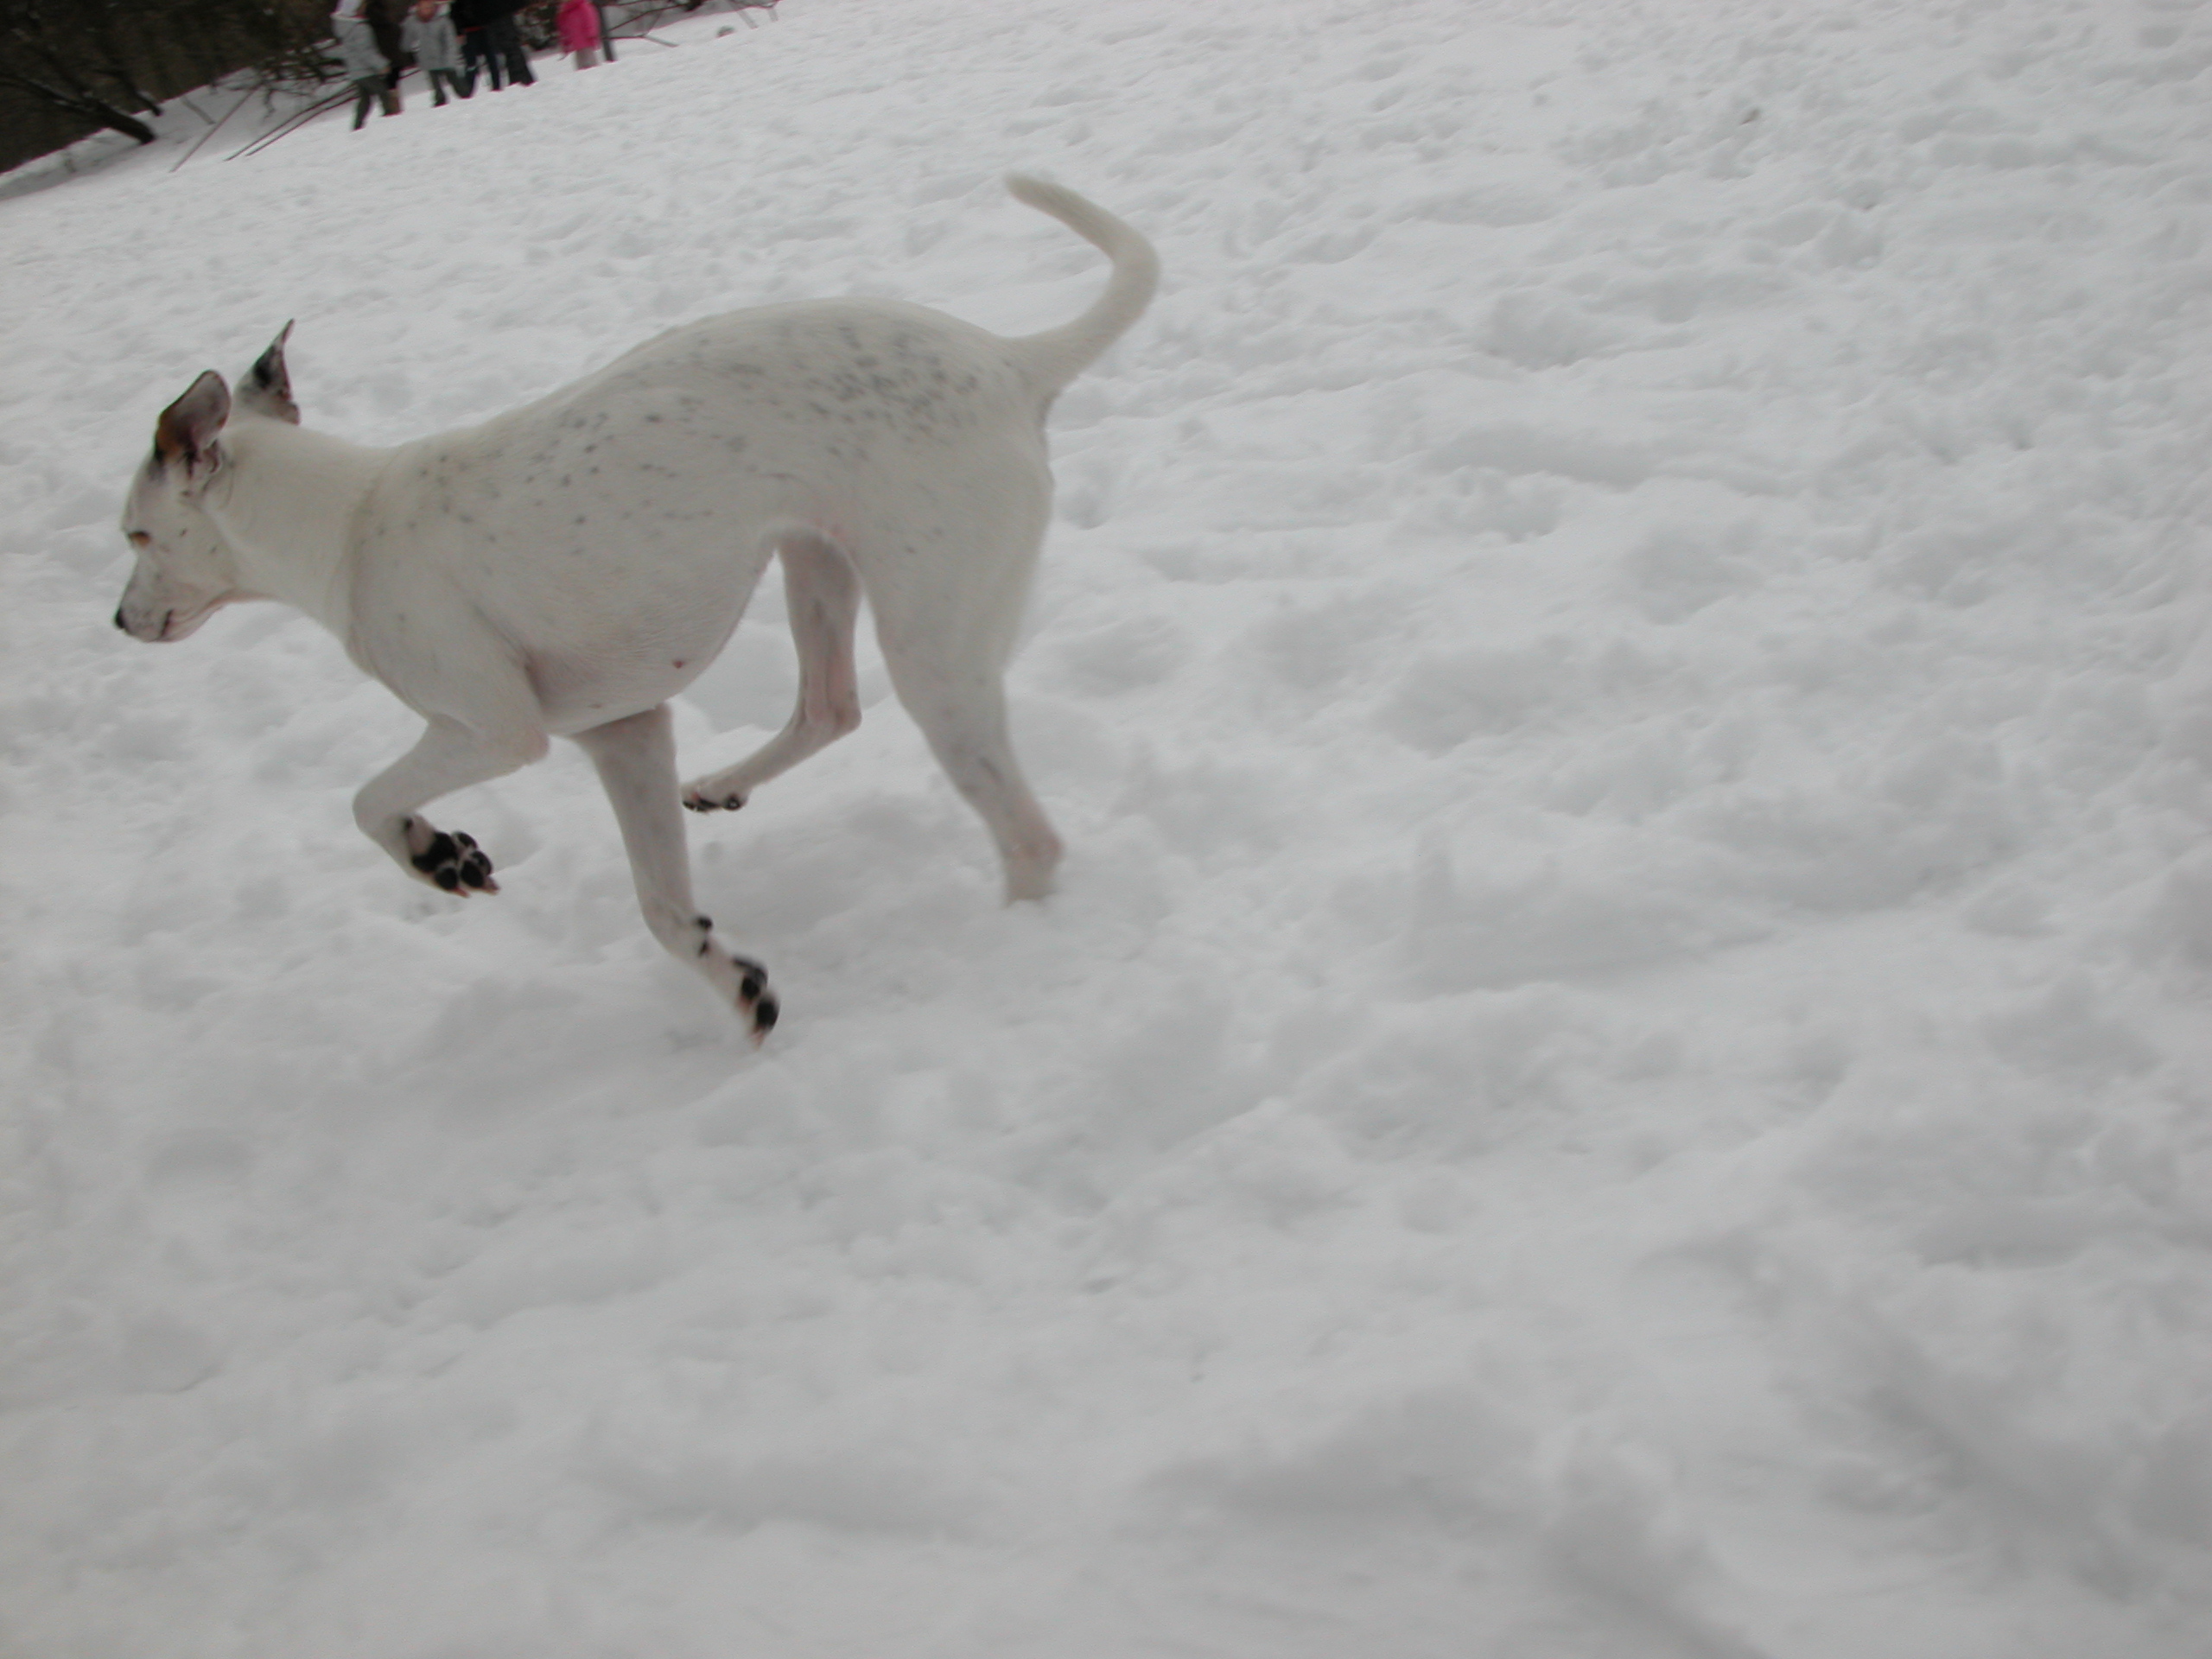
[{"left": 4, "top": 0, "right": 2211, "bottom": 1653}]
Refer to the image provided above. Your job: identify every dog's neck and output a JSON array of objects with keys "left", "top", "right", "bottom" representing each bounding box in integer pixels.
[{"left": 207, "top": 416, "right": 386, "bottom": 637}]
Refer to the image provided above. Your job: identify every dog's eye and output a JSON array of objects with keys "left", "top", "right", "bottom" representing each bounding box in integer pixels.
[{"left": 127, "top": 531, "right": 152, "bottom": 548}]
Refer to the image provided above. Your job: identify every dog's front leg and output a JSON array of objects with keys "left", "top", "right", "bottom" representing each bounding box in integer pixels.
[
  {"left": 573, "top": 705, "right": 779, "bottom": 1039},
  {"left": 353, "top": 716, "right": 550, "bottom": 894}
]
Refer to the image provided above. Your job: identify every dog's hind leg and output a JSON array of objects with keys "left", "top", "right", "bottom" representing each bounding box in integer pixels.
[
  {"left": 354, "top": 715, "right": 550, "bottom": 895},
  {"left": 867, "top": 481, "right": 1064, "bottom": 902},
  {"left": 682, "top": 535, "right": 862, "bottom": 815},
  {"left": 575, "top": 703, "right": 779, "bottom": 1038},
  {"left": 884, "top": 654, "right": 1064, "bottom": 903}
]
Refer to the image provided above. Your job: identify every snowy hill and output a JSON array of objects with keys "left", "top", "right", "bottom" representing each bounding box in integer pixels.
[{"left": 3, "top": 0, "right": 2210, "bottom": 1653}]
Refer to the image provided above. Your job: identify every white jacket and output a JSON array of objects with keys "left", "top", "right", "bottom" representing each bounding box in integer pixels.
[
  {"left": 331, "top": 16, "right": 389, "bottom": 81},
  {"left": 401, "top": 10, "right": 463, "bottom": 74}
]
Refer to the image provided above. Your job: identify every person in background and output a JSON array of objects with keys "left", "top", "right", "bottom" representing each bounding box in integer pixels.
[
  {"left": 482, "top": 0, "right": 537, "bottom": 87},
  {"left": 556, "top": 0, "right": 601, "bottom": 69},
  {"left": 332, "top": 0, "right": 402, "bottom": 127},
  {"left": 594, "top": 0, "right": 616, "bottom": 61},
  {"left": 365, "top": 0, "right": 410, "bottom": 103},
  {"left": 451, "top": 0, "right": 500, "bottom": 91},
  {"left": 401, "top": 0, "right": 471, "bottom": 105}
]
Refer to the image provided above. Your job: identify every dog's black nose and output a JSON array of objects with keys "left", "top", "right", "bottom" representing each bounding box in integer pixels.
[{"left": 113, "top": 606, "right": 127, "bottom": 631}]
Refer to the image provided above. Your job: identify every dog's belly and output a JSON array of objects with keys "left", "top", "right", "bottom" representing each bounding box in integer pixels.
[{"left": 521, "top": 599, "right": 749, "bottom": 734}]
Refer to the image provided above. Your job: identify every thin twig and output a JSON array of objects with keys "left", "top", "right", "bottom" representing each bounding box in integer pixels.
[
  {"left": 226, "top": 87, "right": 350, "bottom": 161},
  {"left": 170, "top": 86, "right": 256, "bottom": 172}
]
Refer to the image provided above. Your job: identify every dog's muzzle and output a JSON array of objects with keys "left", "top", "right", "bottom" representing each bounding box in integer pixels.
[{"left": 114, "top": 600, "right": 185, "bottom": 642}]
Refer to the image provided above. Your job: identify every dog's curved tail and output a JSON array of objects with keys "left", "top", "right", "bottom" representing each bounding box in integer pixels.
[{"left": 1003, "top": 175, "right": 1160, "bottom": 400}]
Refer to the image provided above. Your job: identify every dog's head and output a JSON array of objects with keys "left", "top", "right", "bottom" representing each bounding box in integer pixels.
[{"left": 115, "top": 325, "right": 298, "bottom": 643}]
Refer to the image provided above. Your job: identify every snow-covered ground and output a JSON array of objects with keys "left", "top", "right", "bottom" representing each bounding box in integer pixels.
[{"left": 4, "top": 0, "right": 2211, "bottom": 1651}]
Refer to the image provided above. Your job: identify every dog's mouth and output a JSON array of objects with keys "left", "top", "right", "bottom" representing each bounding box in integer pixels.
[{"left": 117, "top": 597, "right": 223, "bottom": 643}]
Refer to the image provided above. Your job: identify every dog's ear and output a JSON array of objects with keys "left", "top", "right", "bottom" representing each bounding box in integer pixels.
[
  {"left": 154, "top": 370, "right": 232, "bottom": 486},
  {"left": 238, "top": 321, "right": 300, "bottom": 424}
]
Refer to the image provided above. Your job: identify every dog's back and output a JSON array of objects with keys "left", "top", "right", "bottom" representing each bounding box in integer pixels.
[{"left": 356, "top": 181, "right": 1157, "bottom": 728}]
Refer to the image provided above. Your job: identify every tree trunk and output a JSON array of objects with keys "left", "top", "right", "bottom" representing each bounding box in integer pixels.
[{"left": 0, "top": 64, "right": 157, "bottom": 142}]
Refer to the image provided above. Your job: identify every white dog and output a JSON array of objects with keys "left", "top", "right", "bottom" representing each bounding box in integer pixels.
[{"left": 115, "top": 176, "right": 1158, "bottom": 1039}]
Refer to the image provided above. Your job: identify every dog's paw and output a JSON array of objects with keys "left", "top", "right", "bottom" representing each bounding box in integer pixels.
[
  {"left": 693, "top": 916, "right": 777, "bottom": 1041},
  {"left": 734, "top": 955, "right": 779, "bottom": 1042},
  {"left": 406, "top": 823, "right": 498, "bottom": 894},
  {"left": 681, "top": 784, "right": 747, "bottom": 814}
]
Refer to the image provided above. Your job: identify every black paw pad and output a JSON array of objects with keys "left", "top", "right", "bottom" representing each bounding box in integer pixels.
[
  {"left": 727, "top": 952, "right": 775, "bottom": 1037},
  {"left": 411, "top": 829, "right": 496, "bottom": 893}
]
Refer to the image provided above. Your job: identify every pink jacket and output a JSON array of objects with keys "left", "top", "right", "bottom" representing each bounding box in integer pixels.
[{"left": 556, "top": 0, "right": 601, "bottom": 53}]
